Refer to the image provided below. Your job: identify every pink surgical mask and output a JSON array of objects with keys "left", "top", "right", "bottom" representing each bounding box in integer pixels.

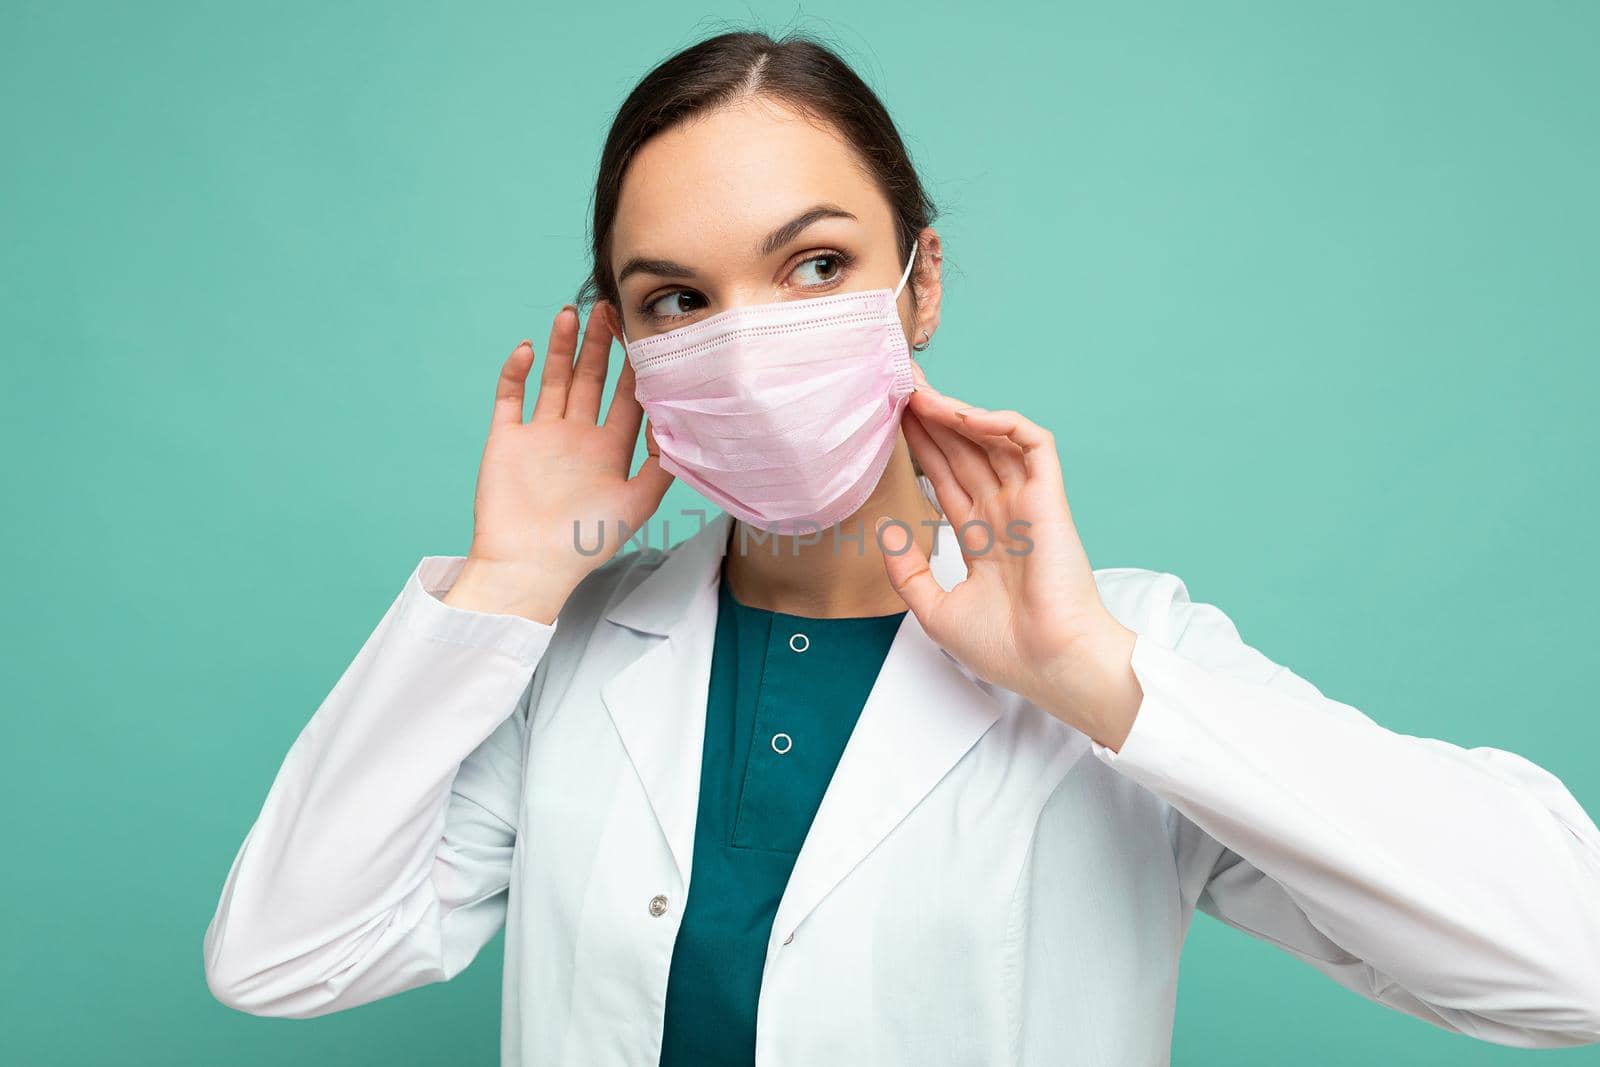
[{"left": 623, "top": 244, "right": 919, "bottom": 535}]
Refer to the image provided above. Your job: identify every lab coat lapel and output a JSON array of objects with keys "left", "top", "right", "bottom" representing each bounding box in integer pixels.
[
  {"left": 771, "top": 521, "right": 1002, "bottom": 944},
  {"left": 599, "top": 513, "right": 731, "bottom": 888}
]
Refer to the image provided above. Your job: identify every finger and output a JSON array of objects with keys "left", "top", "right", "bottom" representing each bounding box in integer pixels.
[
  {"left": 603, "top": 336, "right": 644, "bottom": 441},
  {"left": 565, "top": 303, "right": 615, "bottom": 424},
  {"left": 877, "top": 515, "right": 948, "bottom": 627},
  {"left": 620, "top": 453, "right": 675, "bottom": 528},
  {"left": 906, "top": 376, "right": 978, "bottom": 427},
  {"left": 952, "top": 408, "right": 1063, "bottom": 485},
  {"left": 903, "top": 409, "right": 972, "bottom": 517},
  {"left": 492, "top": 340, "right": 535, "bottom": 428},
  {"left": 910, "top": 382, "right": 1026, "bottom": 489},
  {"left": 953, "top": 407, "right": 1027, "bottom": 487},
  {"left": 911, "top": 395, "right": 1001, "bottom": 497},
  {"left": 531, "top": 305, "right": 579, "bottom": 420},
  {"left": 643, "top": 419, "right": 661, "bottom": 459}
]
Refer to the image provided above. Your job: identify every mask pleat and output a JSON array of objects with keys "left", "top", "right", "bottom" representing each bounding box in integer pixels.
[
  {"left": 652, "top": 370, "right": 892, "bottom": 450},
  {"left": 670, "top": 394, "right": 905, "bottom": 496},
  {"left": 642, "top": 359, "right": 872, "bottom": 420}
]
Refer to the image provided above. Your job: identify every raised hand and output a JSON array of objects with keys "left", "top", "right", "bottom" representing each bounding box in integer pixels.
[
  {"left": 442, "top": 302, "right": 673, "bottom": 623},
  {"left": 878, "top": 364, "right": 1143, "bottom": 749}
]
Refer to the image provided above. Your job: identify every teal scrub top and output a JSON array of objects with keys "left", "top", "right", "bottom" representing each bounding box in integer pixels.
[{"left": 658, "top": 566, "right": 907, "bottom": 1066}]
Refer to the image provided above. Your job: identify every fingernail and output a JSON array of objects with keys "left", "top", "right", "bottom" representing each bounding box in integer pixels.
[
  {"left": 560, "top": 303, "right": 577, "bottom": 318},
  {"left": 955, "top": 406, "right": 986, "bottom": 418},
  {"left": 517, "top": 339, "right": 532, "bottom": 351}
]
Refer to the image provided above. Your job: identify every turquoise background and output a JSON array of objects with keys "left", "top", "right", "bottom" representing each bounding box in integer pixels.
[{"left": 3, "top": 1, "right": 1597, "bottom": 1063}]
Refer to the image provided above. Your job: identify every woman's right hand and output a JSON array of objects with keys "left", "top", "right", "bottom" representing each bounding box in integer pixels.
[{"left": 442, "top": 301, "right": 674, "bottom": 623}]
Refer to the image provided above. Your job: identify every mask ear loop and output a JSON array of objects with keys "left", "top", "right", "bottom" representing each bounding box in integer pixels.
[
  {"left": 896, "top": 242, "right": 932, "bottom": 356},
  {"left": 893, "top": 241, "right": 919, "bottom": 300}
]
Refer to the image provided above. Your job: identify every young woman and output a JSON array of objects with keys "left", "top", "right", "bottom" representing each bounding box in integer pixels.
[{"left": 203, "top": 30, "right": 1600, "bottom": 1066}]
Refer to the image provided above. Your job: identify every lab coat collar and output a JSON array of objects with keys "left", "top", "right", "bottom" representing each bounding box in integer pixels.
[
  {"left": 602, "top": 512, "right": 732, "bottom": 637},
  {"left": 598, "top": 507, "right": 1004, "bottom": 933},
  {"left": 598, "top": 514, "right": 730, "bottom": 885}
]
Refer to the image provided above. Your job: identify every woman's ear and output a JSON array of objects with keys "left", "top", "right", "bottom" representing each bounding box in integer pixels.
[
  {"left": 911, "top": 227, "right": 944, "bottom": 350},
  {"left": 598, "top": 298, "right": 626, "bottom": 345}
]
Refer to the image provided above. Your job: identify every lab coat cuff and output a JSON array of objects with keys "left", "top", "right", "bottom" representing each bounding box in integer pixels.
[
  {"left": 1087, "top": 632, "right": 1222, "bottom": 786},
  {"left": 397, "top": 555, "right": 557, "bottom": 667}
]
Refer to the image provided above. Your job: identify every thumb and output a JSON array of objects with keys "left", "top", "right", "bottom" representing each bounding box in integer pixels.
[
  {"left": 877, "top": 516, "right": 946, "bottom": 627},
  {"left": 623, "top": 453, "right": 674, "bottom": 522}
]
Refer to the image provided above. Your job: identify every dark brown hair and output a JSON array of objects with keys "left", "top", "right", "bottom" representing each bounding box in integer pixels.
[{"left": 575, "top": 30, "right": 938, "bottom": 312}]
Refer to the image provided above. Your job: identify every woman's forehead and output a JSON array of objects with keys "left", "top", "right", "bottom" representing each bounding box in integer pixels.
[{"left": 611, "top": 97, "right": 893, "bottom": 262}]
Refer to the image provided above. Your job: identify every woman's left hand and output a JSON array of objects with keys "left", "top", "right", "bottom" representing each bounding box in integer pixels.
[{"left": 878, "top": 364, "right": 1144, "bottom": 749}]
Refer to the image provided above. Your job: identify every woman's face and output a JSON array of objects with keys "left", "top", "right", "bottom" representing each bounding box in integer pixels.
[{"left": 605, "top": 96, "right": 939, "bottom": 347}]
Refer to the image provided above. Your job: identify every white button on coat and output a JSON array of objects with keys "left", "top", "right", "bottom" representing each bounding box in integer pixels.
[{"left": 203, "top": 508, "right": 1600, "bottom": 1064}]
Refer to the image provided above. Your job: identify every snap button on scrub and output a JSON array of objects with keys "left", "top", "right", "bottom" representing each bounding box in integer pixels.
[
  {"left": 771, "top": 732, "right": 793, "bottom": 755},
  {"left": 648, "top": 895, "right": 669, "bottom": 918},
  {"left": 789, "top": 633, "right": 809, "bottom": 653}
]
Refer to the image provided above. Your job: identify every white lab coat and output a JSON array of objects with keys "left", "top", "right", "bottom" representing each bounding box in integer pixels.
[{"left": 204, "top": 509, "right": 1600, "bottom": 1065}]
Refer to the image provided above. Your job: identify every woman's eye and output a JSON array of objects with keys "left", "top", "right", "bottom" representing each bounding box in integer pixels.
[
  {"left": 789, "top": 253, "right": 847, "bottom": 287},
  {"left": 645, "top": 290, "right": 706, "bottom": 319}
]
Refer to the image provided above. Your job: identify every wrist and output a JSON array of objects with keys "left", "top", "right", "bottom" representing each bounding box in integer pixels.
[
  {"left": 1038, "top": 621, "right": 1142, "bottom": 749},
  {"left": 441, "top": 557, "right": 575, "bottom": 624}
]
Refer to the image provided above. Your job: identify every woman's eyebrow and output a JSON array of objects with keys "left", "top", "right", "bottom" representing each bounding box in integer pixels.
[
  {"left": 760, "top": 203, "right": 858, "bottom": 256},
  {"left": 616, "top": 256, "right": 697, "bottom": 287},
  {"left": 615, "top": 203, "right": 859, "bottom": 288}
]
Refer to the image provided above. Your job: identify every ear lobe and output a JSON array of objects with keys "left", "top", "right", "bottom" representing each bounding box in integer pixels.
[{"left": 913, "top": 274, "right": 943, "bottom": 345}]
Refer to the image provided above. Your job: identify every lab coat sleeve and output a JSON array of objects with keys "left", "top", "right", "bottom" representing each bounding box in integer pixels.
[
  {"left": 1088, "top": 573, "right": 1600, "bottom": 1048},
  {"left": 203, "top": 555, "right": 556, "bottom": 1018}
]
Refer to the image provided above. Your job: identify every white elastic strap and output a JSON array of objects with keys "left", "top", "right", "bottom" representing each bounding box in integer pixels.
[{"left": 893, "top": 241, "right": 919, "bottom": 299}]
